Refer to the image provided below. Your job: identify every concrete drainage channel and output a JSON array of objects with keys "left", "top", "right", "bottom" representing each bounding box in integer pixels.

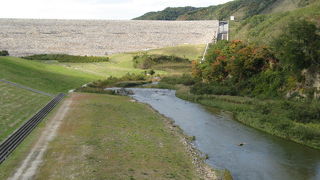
[{"left": 0, "top": 93, "right": 65, "bottom": 164}]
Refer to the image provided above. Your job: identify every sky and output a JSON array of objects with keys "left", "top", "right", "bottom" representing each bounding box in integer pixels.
[{"left": 0, "top": 0, "right": 232, "bottom": 20}]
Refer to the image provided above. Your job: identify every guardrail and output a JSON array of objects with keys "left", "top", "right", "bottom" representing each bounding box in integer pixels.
[{"left": 0, "top": 93, "right": 65, "bottom": 164}]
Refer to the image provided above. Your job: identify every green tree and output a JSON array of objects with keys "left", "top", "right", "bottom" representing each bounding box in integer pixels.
[
  {"left": 0, "top": 50, "right": 9, "bottom": 56},
  {"left": 273, "top": 19, "right": 320, "bottom": 72},
  {"left": 148, "top": 69, "right": 155, "bottom": 75}
]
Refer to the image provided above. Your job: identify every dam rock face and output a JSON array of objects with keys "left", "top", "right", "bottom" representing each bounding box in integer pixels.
[{"left": 0, "top": 19, "right": 218, "bottom": 56}]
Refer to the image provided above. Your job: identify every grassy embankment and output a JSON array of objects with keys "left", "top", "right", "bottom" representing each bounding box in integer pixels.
[
  {"left": 33, "top": 93, "right": 213, "bottom": 180},
  {"left": 147, "top": 44, "right": 205, "bottom": 60},
  {"left": 0, "top": 98, "right": 65, "bottom": 179},
  {"left": 0, "top": 55, "right": 104, "bottom": 142},
  {"left": 140, "top": 44, "right": 205, "bottom": 74},
  {"left": 0, "top": 82, "right": 51, "bottom": 142},
  {"left": 0, "top": 56, "right": 99, "bottom": 178},
  {"left": 0, "top": 56, "right": 101, "bottom": 94},
  {"left": 0, "top": 44, "right": 205, "bottom": 93},
  {"left": 55, "top": 44, "right": 205, "bottom": 77},
  {"left": 0, "top": 56, "right": 100, "bottom": 177},
  {"left": 133, "top": 54, "right": 191, "bottom": 74},
  {"left": 74, "top": 44, "right": 206, "bottom": 93}
]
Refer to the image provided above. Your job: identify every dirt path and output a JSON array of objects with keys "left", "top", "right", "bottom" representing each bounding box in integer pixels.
[{"left": 8, "top": 97, "right": 72, "bottom": 180}]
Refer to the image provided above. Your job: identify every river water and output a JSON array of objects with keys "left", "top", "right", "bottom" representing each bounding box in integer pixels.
[{"left": 109, "top": 88, "right": 320, "bottom": 180}]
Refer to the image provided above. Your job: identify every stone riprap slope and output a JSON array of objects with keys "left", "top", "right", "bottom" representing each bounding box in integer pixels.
[{"left": 0, "top": 19, "right": 218, "bottom": 56}]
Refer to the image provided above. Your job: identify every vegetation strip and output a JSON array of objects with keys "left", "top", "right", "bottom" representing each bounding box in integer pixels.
[
  {"left": 22, "top": 54, "right": 109, "bottom": 63},
  {"left": 33, "top": 93, "right": 216, "bottom": 179},
  {"left": 0, "top": 79, "right": 54, "bottom": 97},
  {"left": 0, "top": 93, "right": 65, "bottom": 164}
]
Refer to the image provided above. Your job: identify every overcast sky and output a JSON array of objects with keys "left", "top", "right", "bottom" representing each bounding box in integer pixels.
[{"left": 0, "top": 0, "right": 232, "bottom": 20}]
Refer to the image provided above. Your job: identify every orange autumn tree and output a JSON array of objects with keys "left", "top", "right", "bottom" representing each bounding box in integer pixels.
[{"left": 193, "top": 40, "right": 277, "bottom": 83}]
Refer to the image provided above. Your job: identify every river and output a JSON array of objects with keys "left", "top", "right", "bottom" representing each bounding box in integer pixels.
[{"left": 109, "top": 88, "right": 320, "bottom": 180}]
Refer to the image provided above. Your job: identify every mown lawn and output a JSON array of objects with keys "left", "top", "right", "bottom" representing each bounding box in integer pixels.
[
  {"left": 147, "top": 44, "right": 206, "bottom": 60},
  {"left": 0, "top": 81, "right": 51, "bottom": 142},
  {"left": 0, "top": 98, "right": 64, "bottom": 179},
  {"left": 0, "top": 56, "right": 101, "bottom": 94},
  {"left": 59, "top": 53, "right": 166, "bottom": 78},
  {"left": 34, "top": 93, "right": 202, "bottom": 180}
]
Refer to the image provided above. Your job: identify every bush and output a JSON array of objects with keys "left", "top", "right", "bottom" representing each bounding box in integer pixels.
[
  {"left": 255, "top": 103, "right": 272, "bottom": 114},
  {"left": 89, "top": 73, "right": 147, "bottom": 88},
  {"left": 161, "top": 74, "right": 198, "bottom": 86},
  {"left": 281, "top": 101, "right": 320, "bottom": 123},
  {"left": 194, "top": 40, "right": 277, "bottom": 83},
  {"left": 154, "top": 82, "right": 177, "bottom": 90},
  {"left": 0, "top": 50, "right": 9, "bottom": 56},
  {"left": 293, "top": 125, "right": 320, "bottom": 141},
  {"left": 190, "top": 82, "right": 238, "bottom": 96},
  {"left": 249, "top": 70, "right": 286, "bottom": 98},
  {"left": 115, "top": 81, "right": 150, "bottom": 88},
  {"left": 75, "top": 87, "right": 116, "bottom": 94},
  {"left": 133, "top": 54, "right": 190, "bottom": 69},
  {"left": 147, "top": 69, "right": 155, "bottom": 75},
  {"left": 23, "top": 54, "right": 109, "bottom": 63}
]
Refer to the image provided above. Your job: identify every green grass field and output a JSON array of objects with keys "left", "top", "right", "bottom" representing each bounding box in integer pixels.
[
  {"left": 56, "top": 44, "right": 205, "bottom": 77},
  {"left": 0, "top": 56, "right": 101, "bottom": 94},
  {"left": 0, "top": 81, "right": 51, "bottom": 142},
  {"left": 146, "top": 44, "right": 206, "bottom": 60},
  {"left": 0, "top": 98, "right": 64, "bottom": 179},
  {"left": 33, "top": 93, "right": 206, "bottom": 179},
  {"left": 59, "top": 53, "right": 166, "bottom": 78}
]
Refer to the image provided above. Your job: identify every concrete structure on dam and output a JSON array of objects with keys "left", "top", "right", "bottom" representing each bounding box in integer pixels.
[{"left": 0, "top": 19, "right": 219, "bottom": 56}]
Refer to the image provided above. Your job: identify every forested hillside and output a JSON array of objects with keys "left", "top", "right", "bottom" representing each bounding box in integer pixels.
[
  {"left": 134, "top": 0, "right": 316, "bottom": 21},
  {"left": 133, "top": 7, "right": 199, "bottom": 20},
  {"left": 231, "top": 1, "right": 320, "bottom": 44}
]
